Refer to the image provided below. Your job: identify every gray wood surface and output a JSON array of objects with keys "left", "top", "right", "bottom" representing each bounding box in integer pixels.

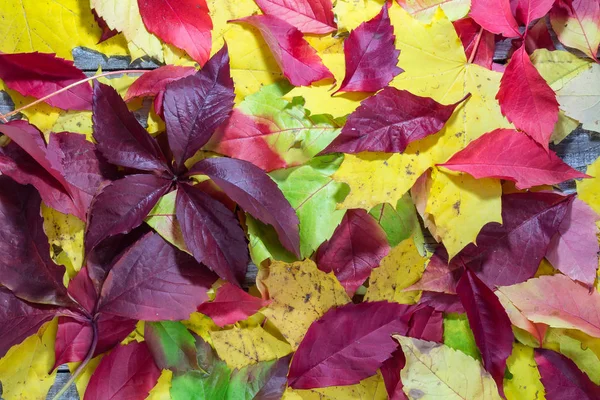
[{"left": 0, "top": 40, "right": 598, "bottom": 399}]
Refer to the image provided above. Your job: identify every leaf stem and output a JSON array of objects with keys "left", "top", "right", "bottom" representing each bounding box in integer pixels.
[
  {"left": 0, "top": 69, "right": 152, "bottom": 121},
  {"left": 468, "top": 28, "right": 484, "bottom": 65},
  {"left": 51, "top": 320, "right": 98, "bottom": 400}
]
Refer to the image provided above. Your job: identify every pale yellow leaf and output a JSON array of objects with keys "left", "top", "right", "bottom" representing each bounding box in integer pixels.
[
  {"left": 365, "top": 237, "right": 428, "bottom": 304},
  {"left": 257, "top": 259, "right": 351, "bottom": 349},
  {"left": 284, "top": 372, "right": 388, "bottom": 399},
  {"left": 577, "top": 156, "right": 600, "bottom": 228},
  {"left": 333, "top": 0, "right": 387, "bottom": 32},
  {"left": 42, "top": 204, "right": 85, "bottom": 280},
  {"left": 398, "top": 0, "right": 471, "bottom": 22},
  {"left": 551, "top": 111, "right": 580, "bottom": 144},
  {"left": 504, "top": 343, "right": 545, "bottom": 400},
  {"left": 556, "top": 63, "right": 600, "bottom": 133},
  {"left": 532, "top": 49, "right": 591, "bottom": 92}
]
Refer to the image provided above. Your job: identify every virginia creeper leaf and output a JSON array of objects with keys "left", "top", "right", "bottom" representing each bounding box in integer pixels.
[
  {"left": 138, "top": 0, "right": 212, "bottom": 65},
  {"left": 97, "top": 232, "right": 217, "bottom": 321},
  {"left": 407, "top": 247, "right": 461, "bottom": 294},
  {"left": 515, "top": 0, "right": 556, "bottom": 27},
  {"left": 337, "top": 5, "right": 402, "bottom": 93},
  {"left": 228, "top": 355, "right": 291, "bottom": 400},
  {"left": 550, "top": 0, "right": 600, "bottom": 61},
  {"left": 469, "top": 0, "right": 521, "bottom": 37},
  {"left": 145, "top": 321, "right": 198, "bottom": 373},
  {"left": 453, "top": 18, "right": 495, "bottom": 69},
  {"left": 163, "top": 45, "right": 235, "bottom": 169},
  {"left": 439, "top": 129, "right": 588, "bottom": 189},
  {"left": 316, "top": 209, "right": 390, "bottom": 296},
  {"left": 196, "top": 283, "right": 268, "bottom": 327},
  {"left": 419, "top": 291, "right": 465, "bottom": 313},
  {"left": 233, "top": 15, "right": 334, "bottom": 86},
  {"left": 176, "top": 183, "right": 248, "bottom": 284},
  {"left": 407, "top": 306, "right": 444, "bottom": 343},
  {"left": 0, "top": 52, "right": 92, "bottom": 110},
  {"left": 380, "top": 348, "right": 407, "bottom": 400},
  {"left": 535, "top": 348, "right": 600, "bottom": 399},
  {"left": 254, "top": 0, "right": 336, "bottom": 34}
]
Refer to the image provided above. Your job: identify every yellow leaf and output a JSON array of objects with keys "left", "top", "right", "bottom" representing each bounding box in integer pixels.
[
  {"left": 0, "top": 82, "right": 60, "bottom": 134},
  {"left": 397, "top": 0, "right": 470, "bottom": 22},
  {"left": 284, "top": 372, "right": 388, "bottom": 399},
  {"left": 257, "top": 259, "right": 351, "bottom": 349},
  {"left": 146, "top": 370, "right": 173, "bottom": 400},
  {"left": 69, "top": 354, "right": 104, "bottom": 399},
  {"left": 364, "top": 237, "right": 428, "bottom": 304},
  {"left": 97, "top": 73, "right": 140, "bottom": 97},
  {"left": 52, "top": 111, "right": 94, "bottom": 139},
  {"left": 208, "top": 0, "right": 260, "bottom": 53},
  {"left": 551, "top": 111, "right": 580, "bottom": 144},
  {"left": 91, "top": 0, "right": 163, "bottom": 61},
  {"left": 333, "top": 0, "right": 387, "bottom": 32},
  {"left": 121, "top": 321, "right": 145, "bottom": 344},
  {"left": 0, "top": 0, "right": 128, "bottom": 59},
  {"left": 396, "top": 336, "right": 502, "bottom": 400},
  {"left": 577, "top": 156, "right": 600, "bottom": 228},
  {"left": 42, "top": 204, "right": 85, "bottom": 280},
  {"left": 426, "top": 169, "right": 502, "bottom": 257},
  {"left": 182, "top": 312, "right": 219, "bottom": 345},
  {"left": 210, "top": 326, "right": 292, "bottom": 370},
  {"left": 544, "top": 328, "right": 600, "bottom": 385},
  {"left": 504, "top": 343, "right": 545, "bottom": 400},
  {"left": 0, "top": 319, "right": 58, "bottom": 400},
  {"left": 556, "top": 63, "right": 600, "bottom": 133},
  {"left": 532, "top": 49, "right": 592, "bottom": 91}
]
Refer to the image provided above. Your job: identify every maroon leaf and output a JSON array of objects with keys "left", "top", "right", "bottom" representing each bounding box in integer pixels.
[
  {"left": 188, "top": 157, "right": 300, "bottom": 256},
  {"left": 97, "top": 232, "right": 217, "bottom": 321},
  {"left": 0, "top": 52, "right": 92, "bottom": 110},
  {"left": 0, "top": 287, "right": 58, "bottom": 358},
  {"left": 92, "top": 9, "right": 118, "bottom": 43},
  {"left": 496, "top": 45, "right": 559, "bottom": 150},
  {"left": 288, "top": 301, "right": 416, "bottom": 389},
  {"left": 406, "top": 248, "right": 461, "bottom": 294},
  {"left": 84, "top": 341, "right": 161, "bottom": 400},
  {"left": 138, "top": 0, "right": 212, "bottom": 65},
  {"left": 315, "top": 209, "right": 390, "bottom": 296},
  {"left": 534, "top": 348, "right": 600, "bottom": 400},
  {"left": 163, "top": 45, "right": 235, "bottom": 170},
  {"left": 456, "top": 269, "right": 514, "bottom": 396},
  {"left": 254, "top": 355, "right": 292, "bottom": 400},
  {"left": 254, "top": 0, "right": 336, "bottom": 34},
  {"left": 322, "top": 88, "right": 465, "bottom": 154},
  {"left": 92, "top": 82, "right": 170, "bottom": 173},
  {"left": 85, "top": 174, "right": 171, "bottom": 252},
  {"left": 196, "top": 283, "right": 268, "bottom": 327},
  {"left": 418, "top": 291, "right": 465, "bottom": 313},
  {"left": 453, "top": 18, "right": 495, "bottom": 69},
  {"left": 380, "top": 348, "right": 408, "bottom": 400},
  {"left": 469, "top": 0, "right": 521, "bottom": 37},
  {"left": 515, "top": 0, "right": 556, "bottom": 27},
  {"left": 407, "top": 306, "right": 443, "bottom": 343},
  {"left": 439, "top": 129, "right": 588, "bottom": 189},
  {"left": 176, "top": 183, "right": 248, "bottom": 285},
  {"left": 523, "top": 18, "right": 556, "bottom": 52},
  {"left": 336, "top": 5, "right": 402, "bottom": 93},
  {"left": 124, "top": 65, "right": 196, "bottom": 116},
  {"left": 233, "top": 15, "right": 334, "bottom": 87},
  {"left": 0, "top": 177, "right": 71, "bottom": 306},
  {"left": 67, "top": 267, "right": 98, "bottom": 314}
]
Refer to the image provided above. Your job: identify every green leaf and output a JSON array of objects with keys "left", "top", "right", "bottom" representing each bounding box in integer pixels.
[
  {"left": 226, "top": 355, "right": 291, "bottom": 400},
  {"left": 247, "top": 216, "right": 297, "bottom": 266},
  {"left": 145, "top": 321, "right": 198, "bottom": 373},
  {"left": 170, "top": 362, "right": 231, "bottom": 400},
  {"left": 443, "top": 313, "right": 480, "bottom": 360},
  {"left": 369, "top": 193, "right": 423, "bottom": 247}
]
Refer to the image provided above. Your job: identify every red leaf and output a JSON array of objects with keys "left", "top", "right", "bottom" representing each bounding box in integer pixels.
[
  {"left": 254, "top": 0, "right": 336, "bottom": 34},
  {"left": 523, "top": 18, "right": 556, "bottom": 52},
  {"left": 124, "top": 65, "right": 196, "bottom": 116},
  {"left": 497, "top": 45, "right": 559, "bottom": 150},
  {"left": 453, "top": 18, "right": 495, "bottom": 69},
  {"left": 67, "top": 267, "right": 98, "bottom": 314},
  {"left": 288, "top": 301, "right": 415, "bottom": 389},
  {"left": 336, "top": 5, "right": 402, "bottom": 93},
  {"left": 534, "top": 348, "right": 600, "bottom": 400},
  {"left": 407, "top": 306, "right": 443, "bottom": 343},
  {"left": 550, "top": 0, "right": 600, "bottom": 61},
  {"left": 439, "top": 129, "right": 587, "bottom": 189},
  {"left": 84, "top": 341, "right": 161, "bottom": 400},
  {"left": 197, "top": 283, "right": 268, "bottom": 327},
  {"left": 93, "top": 82, "right": 170, "bottom": 173},
  {"left": 97, "top": 232, "right": 217, "bottom": 321},
  {"left": 138, "top": 0, "right": 212, "bottom": 65},
  {"left": 406, "top": 248, "right": 461, "bottom": 294},
  {"left": 0, "top": 287, "right": 58, "bottom": 358},
  {"left": 85, "top": 174, "right": 171, "bottom": 252},
  {"left": 163, "top": 45, "right": 235, "bottom": 170},
  {"left": 322, "top": 88, "right": 464, "bottom": 154},
  {"left": 234, "top": 15, "right": 333, "bottom": 87},
  {"left": 456, "top": 269, "right": 514, "bottom": 396},
  {"left": 418, "top": 291, "right": 465, "bottom": 313},
  {"left": 546, "top": 199, "right": 600, "bottom": 287},
  {"left": 515, "top": 0, "right": 556, "bottom": 27},
  {"left": 380, "top": 348, "right": 408, "bottom": 400},
  {"left": 92, "top": 9, "right": 118, "bottom": 43},
  {"left": 176, "top": 183, "right": 248, "bottom": 285},
  {"left": 188, "top": 157, "right": 300, "bottom": 256},
  {"left": 315, "top": 209, "right": 390, "bottom": 296},
  {"left": 470, "top": 0, "right": 521, "bottom": 37},
  {"left": 0, "top": 177, "right": 71, "bottom": 306},
  {"left": 0, "top": 53, "right": 92, "bottom": 111}
]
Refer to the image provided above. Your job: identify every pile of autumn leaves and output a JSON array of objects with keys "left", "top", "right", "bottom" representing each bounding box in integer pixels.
[{"left": 0, "top": 0, "right": 599, "bottom": 399}]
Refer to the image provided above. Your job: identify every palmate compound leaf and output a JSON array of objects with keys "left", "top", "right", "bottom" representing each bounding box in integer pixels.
[
  {"left": 453, "top": 18, "right": 496, "bottom": 70},
  {"left": 84, "top": 341, "right": 161, "bottom": 400},
  {"left": 550, "top": 0, "right": 600, "bottom": 61},
  {"left": 336, "top": 5, "right": 402, "bottom": 93},
  {"left": 498, "top": 274, "right": 600, "bottom": 338},
  {"left": 396, "top": 336, "right": 502, "bottom": 399},
  {"left": 288, "top": 301, "right": 416, "bottom": 389},
  {"left": 0, "top": 52, "right": 92, "bottom": 110},
  {"left": 232, "top": 15, "right": 333, "bottom": 86},
  {"left": 333, "top": 5, "right": 513, "bottom": 211},
  {"left": 514, "top": 0, "right": 558, "bottom": 27},
  {"left": 254, "top": 0, "right": 336, "bottom": 34},
  {"left": 138, "top": 0, "right": 212, "bottom": 66},
  {"left": 196, "top": 283, "right": 269, "bottom": 327},
  {"left": 439, "top": 129, "right": 589, "bottom": 188}
]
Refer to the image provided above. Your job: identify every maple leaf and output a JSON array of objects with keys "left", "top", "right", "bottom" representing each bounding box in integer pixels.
[
  {"left": 254, "top": 0, "right": 337, "bottom": 34},
  {"left": 550, "top": 0, "right": 600, "bottom": 61}
]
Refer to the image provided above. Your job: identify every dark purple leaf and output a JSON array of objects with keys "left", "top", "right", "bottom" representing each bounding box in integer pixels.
[
  {"left": 92, "top": 82, "right": 170, "bottom": 173},
  {"left": 97, "top": 232, "right": 217, "bottom": 321},
  {"left": 85, "top": 174, "right": 171, "bottom": 252},
  {"left": 188, "top": 157, "right": 300, "bottom": 256},
  {"left": 407, "top": 306, "right": 443, "bottom": 343},
  {"left": 176, "top": 183, "right": 248, "bottom": 285},
  {"left": 380, "top": 348, "right": 408, "bottom": 400},
  {"left": 254, "top": 355, "right": 292, "bottom": 400},
  {"left": 418, "top": 292, "right": 465, "bottom": 313},
  {"left": 163, "top": 45, "right": 235, "bottom": 170}
]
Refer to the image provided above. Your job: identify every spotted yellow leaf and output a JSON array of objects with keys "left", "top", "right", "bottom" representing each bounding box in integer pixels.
[
  {"left": 504, "top": 343, "right": 545, "bottom": 400},
  {"left": 284, "top": 372, "right": 388, "bottom": 399}
]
